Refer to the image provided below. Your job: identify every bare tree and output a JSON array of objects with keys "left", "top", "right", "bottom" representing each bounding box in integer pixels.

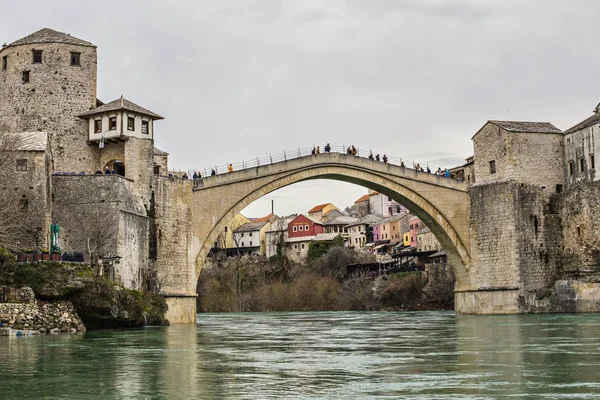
[
  {"left": 345, "top": 202, "right": 374, "bottom": 218},
  {"left": 66, "top": 207, "right": 116, "bottom": 272}
]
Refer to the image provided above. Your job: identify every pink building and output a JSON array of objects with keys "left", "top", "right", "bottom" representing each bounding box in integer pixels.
[{"left": 408, "top": 216, "right": 422, "bottom": 248}]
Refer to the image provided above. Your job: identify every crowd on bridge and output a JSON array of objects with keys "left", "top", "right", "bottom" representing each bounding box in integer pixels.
[{"left": 170, "top": 143, "right": 456, "bottom": 181}]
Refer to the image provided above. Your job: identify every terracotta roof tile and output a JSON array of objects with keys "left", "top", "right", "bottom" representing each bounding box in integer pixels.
[
  {"left": 354, "top": 194, "right": 370, "bottom": 203},
  {"left": 308, "top": 203, "right": 331, "bottom": 213}
]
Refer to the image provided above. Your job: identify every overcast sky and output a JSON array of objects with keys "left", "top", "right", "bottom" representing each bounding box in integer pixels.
[{"left": 2, "top": 0, "right": 599, "bottom": 217}]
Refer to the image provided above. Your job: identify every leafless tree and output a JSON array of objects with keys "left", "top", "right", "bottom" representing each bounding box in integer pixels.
[
  {"left": 344, "top": 202, "right": 374, "bottom": 218},
  {"left": 67, "top": 207, "right": 116, "bottom": 272}
]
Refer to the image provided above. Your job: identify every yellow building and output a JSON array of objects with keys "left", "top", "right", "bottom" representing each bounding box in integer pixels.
[
  {"left": 307, "top": 203, "right": 338, "bottom": 223},
  {"left": 222, "top": 213, "right": 252, "bottom": 249}
]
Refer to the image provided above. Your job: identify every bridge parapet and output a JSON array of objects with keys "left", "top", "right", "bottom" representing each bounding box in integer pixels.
[{"left": 195, "top": 152, "right": 469, "bottom": 193}]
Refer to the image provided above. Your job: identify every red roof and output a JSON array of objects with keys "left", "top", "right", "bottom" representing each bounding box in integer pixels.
[
  {"left": 308, "top": 203, "right": 332, "bottom": 213},
  {"left": 354, "top": 194, "right": 369, "bottom": 203},
  {"left": 251, "top": 213, "right": 274, "bottom": 223}
]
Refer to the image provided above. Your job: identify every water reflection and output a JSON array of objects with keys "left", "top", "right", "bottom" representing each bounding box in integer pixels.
[{"left": 1, "top": 312, "right": 600, "bottom": 399}]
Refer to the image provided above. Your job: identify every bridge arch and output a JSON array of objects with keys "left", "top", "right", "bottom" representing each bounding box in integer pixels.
[{"left": 192, "top": 154, "right": 473, "bottom": 291}]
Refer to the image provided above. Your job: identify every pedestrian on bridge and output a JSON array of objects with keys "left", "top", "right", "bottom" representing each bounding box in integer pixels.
[
  {"left": 325, "top": 143, "right": 331, "bottom": 153},
  {"left": 375, "top": 154, "right": 380, "bottom": 161},
  {"left": 228, "top": 164, "right": 234, "bottom": 173},
  {"left": 316, "top": 146, "right": 320, "bottom": 154},
  {"left": 382, "top": 154, "right": 388, "bottom": 163},
  {"left": 369, "top": 152, "right": 374, "bottom": 160},
  {"left": 311, "top": 147, "right": 316, "bottom": 155},
  {"left": 211, "top": 169, "right": 216, "bottom": 176}
]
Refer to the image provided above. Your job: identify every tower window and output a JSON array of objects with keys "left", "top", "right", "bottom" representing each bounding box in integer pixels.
[
  {"left": 32, "top": 50, "right": 42, "bottom": 64},
  {"left": 569, "top": 161, "right": 574, "bottom": 176},
  {"left": 22, "top": 71, "right": 30, "bottom": 83},
  {"left": 70, "top": 52, "right": 81, "bottom": 66},
  {"left": 94, "top": 119, "right": 102, "bottom": 133},
  {"left": 591, "top": 154, "right": 596, "bottom": 170},
  {"left": 2, "top": 55, "right": 6, "bottom": 70},
  {"left": 16, "top": 159, "right": 28, "bottom": 171},
  {"left": 109, "top": 117, "right": 117, "bottom": 131},
  {"left": 489, "top": 160, "right": 496, "bottom": 174},
  {"left": 141, "top": 120, "right": 149, "bottom": 135},
  {"left": 127, "top": 117, "right": 135, "bottom": 131},
  {"left": 578, "top": 158, "right": 584, "bottom": 173}
]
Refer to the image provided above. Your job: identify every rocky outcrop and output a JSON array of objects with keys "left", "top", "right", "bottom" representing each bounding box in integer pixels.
[
  {"left": 0, "top": 262, "right": 169, "bottom": 329},
  {"left": 0, "top": 286, "right": 85, "bottom": 333}
]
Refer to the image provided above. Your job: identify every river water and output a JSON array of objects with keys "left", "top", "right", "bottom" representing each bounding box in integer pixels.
[{"left": 1, "top": 311, "right": 600, "bottom": 399}]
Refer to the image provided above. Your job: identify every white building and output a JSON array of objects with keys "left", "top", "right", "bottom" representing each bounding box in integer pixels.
[
  {"left": 232, "top": 222, "right": 266, "bottom": 256},
  {"left": 369, "top": 192, "right": 407, "bottom": 217},
  {"left": 265, "top": 215, "right": 296, "bottom": 258},
  {"left": 345, "top": 214, "right": 382, "bottom": 250}
]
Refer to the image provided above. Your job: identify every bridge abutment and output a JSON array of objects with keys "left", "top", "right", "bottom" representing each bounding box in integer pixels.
[{"left": 164, "top": 295, "right": 198, "bottom": 324}]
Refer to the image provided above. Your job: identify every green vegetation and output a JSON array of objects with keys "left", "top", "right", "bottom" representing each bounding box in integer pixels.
[
  {"left": 198, "top": 246, "right": 455, "bottom": 312},
  {"left": 0, "top": 256, "right": 168, "bottom": 329}
]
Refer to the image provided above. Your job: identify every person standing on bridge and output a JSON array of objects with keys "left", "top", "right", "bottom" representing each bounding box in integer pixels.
[
  {"left": 316, "top": 146, "right": 320, "bottom": 154},
  {"left": 375, "top": 154, "right": 380, "bottom": 161},
  {"left": 325, "top": 143, "right": 331, "bottom": 153},
  {"left": 382, "top": 154, "right": 388, "bottom": 163},
  {"left": 228, "top": 164, "right": 234, "bottom": 173},
  {"left": 311, "top": 147, "right": 316, "bottom": 155},
  {"left": 369, "top": 152, "right": 374, "bottom": 160},
  {"left": 193, "top": 172, "right": 198, "bottom": 179},
  {"left": 211, "top": 169, "right": 216, "bottom": 176}
]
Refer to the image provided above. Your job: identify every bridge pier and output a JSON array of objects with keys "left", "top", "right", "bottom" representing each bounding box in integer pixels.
[
  {"left": 454, "top": 289, "right": 520, "bottom": 314},
  {"left": 164, "top": 294, "right": 197, "bottom": 324}
]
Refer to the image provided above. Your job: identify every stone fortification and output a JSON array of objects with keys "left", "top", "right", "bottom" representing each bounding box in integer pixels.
[
  {"left": 0, "top": 286, "right": 85, "bottom": 333},
  {"left": 464, "top": 181, "right": 560, "bottom": 313},
  {"left": 153, "top": 176, "right": 199, "bottom": 323},
  {"left": 0, "top": 31, "right": 99, "bottom": 173},
  {"left": 52, "top": 175, "right": 148, "bottom": 290}
]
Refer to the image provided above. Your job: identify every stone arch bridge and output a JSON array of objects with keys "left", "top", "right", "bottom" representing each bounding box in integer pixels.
[{"left": 160, "top": 152, "right": 480, "bottom": 323}]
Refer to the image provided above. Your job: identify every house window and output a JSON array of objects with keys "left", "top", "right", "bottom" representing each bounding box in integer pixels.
[
  {"left": 299, "top": 226, "right": 303, "bottom": 231},
  {"left": 591, "top": 154, "right": 596, "bottom": 170},
  {"left": 2, "top": 55, "right": 6, "bottom": 70},
  {"left": 393, "top": 226, "right": 396, "bottom": 231},
  {"left": 578, "top": 158, "right": 584, "bottom": 173},
  {"left": 250, "top": 241, "right": 253, "bottom": 246},
  {"left": 249, "top": 232, "right": 253, "bottom": 237},
  {"left": 568, "top": 161, "right": 574, "bottom": 176},
  {"left": 396, "top": 205, "right": 401, "bottom": 213},
  {"left": 94, "top": 119, "right": 102, "bottom": 133},
  {"left": 293, "top": 226, "right": 297, "bottom": 232},
  {"left": 141, "top": 120, "right": 149, "bottom": 135},
  {"left": 70, "top": 52, "right": 81, "bottom": 66},
  {"left": 32, "top": 50, "right": 42, "bottom": 64},
  {"left": 489, "top": 160, "right": 496, "bottom": 174},
  {"left": 16, "top": 159, "right": 27, "bottom": 171},
  {"left": 241, "top": 233, "right": 244, "bottom": 237},
  {"left": 109, "top": 117, "right": 117, "bottom": 130},
  {"left": 415, "top": 223, "right": 419, "bottom": 229},
  {"left": 305, "top": 225, "right": 309, "bottom": 231},
  {"left": 241, "top": 242, "right": 244, "bottom": 247},
  {"left": 22, "top": 71, "right": 30, "bottom": 83},
  {"left": 577, "top": 226, "right": 581, "bottom": 237},
  {"left": 127, "top": 117, "right": 135, "bottom": 131}
]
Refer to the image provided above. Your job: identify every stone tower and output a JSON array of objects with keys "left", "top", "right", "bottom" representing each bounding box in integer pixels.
[{"left": 0, "top": 28, "right": 98, "bottom": 172}]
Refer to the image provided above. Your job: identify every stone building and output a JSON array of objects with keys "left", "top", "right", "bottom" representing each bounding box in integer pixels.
[
  {"left": 563, "top": 104, "right": 600, "bottom": 187},
  {"left": 472, "top": 120, "right": 564, "bottom": 192},
  {"left": 0, "top": 28, "right": 166, "bottom": 292}
]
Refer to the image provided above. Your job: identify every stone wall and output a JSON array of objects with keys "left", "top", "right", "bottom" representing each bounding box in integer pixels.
[
  {"left": 125, "top": 137, "right": 154, "bottom": 207},
  {"left": 551, "top": 181, "right": 600, "bottom": 282},
  {"left": 0, "top": 286, "right": 85, "bottom": 333},
  {"left": 0, "top": 148, "right": 52, "bottom": 249},
  {"left": 52, "top": 175, "right": 148, "bottom": 290},
  {"left": 153, "top": 176, "right": 198, "bottom": 323},
  {"left": 468, "top": 181, "right": 560, "bottom": 312},
  {"left": 0, "top": 41, "right": 99, "bottom": 173}
]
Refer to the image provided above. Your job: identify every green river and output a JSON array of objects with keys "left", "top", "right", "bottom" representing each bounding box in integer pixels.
[{"left": 1, "top": 311, "right": 600, "bottom": 399}]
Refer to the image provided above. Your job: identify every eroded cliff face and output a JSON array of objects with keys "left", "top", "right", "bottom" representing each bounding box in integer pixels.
[{"left": 0, "top": 260, "right": 168, "bottom": 330}]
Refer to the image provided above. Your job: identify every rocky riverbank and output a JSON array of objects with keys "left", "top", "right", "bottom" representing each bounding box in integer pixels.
[
  {"left": 0, "top": 258, "right": 168, "bottom": 330},
  {"left": 0, "top": 287, "right": 85, "bottom": 333}
]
